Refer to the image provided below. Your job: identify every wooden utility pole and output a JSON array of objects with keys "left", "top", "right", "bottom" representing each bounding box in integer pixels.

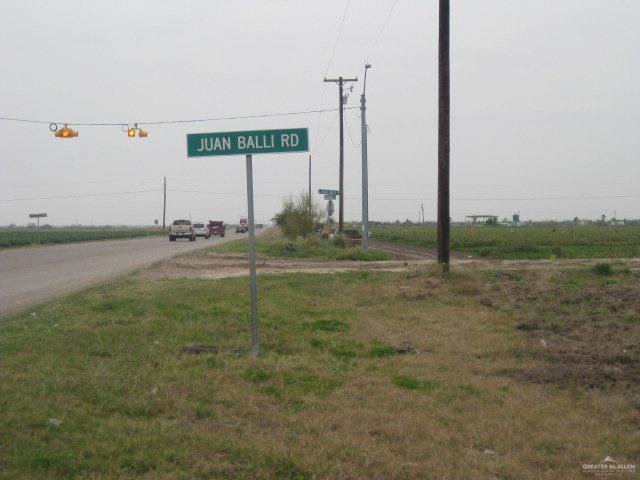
[
  {"left": 324, "top": 76, "right": 358, "bottom": 232},
  {"left": 437, "top": 0, "right": 450, "bottom": 270}
]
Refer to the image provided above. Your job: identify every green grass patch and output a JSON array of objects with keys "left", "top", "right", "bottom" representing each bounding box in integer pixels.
[
  {"left": 307, "top": 319, "right": 349, "bottom": 332},
  {"left": 0, "top": 227, "right": 164, "bottom": 248},
  {"left": 216, "top": 234, "right": 390, "bottom": 261},
  {"left": 372, "top": 225, "right": 640, "bottom": 260},
  {"left": 367, "top": 343, "right": 398, "bottom": 358},
  {"left": 1, "top": 268, "right": 638, "bottom": 478},
  {"left": 392, "top": 375, "right": 438, "bottom": 392},
  {"left": 245, "top": 367, "right": 272, "bottom": 383}
]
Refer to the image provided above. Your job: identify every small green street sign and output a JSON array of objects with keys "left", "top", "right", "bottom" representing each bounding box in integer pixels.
[
  {"left": 187, "top": 128, "right": 308, "bottom": 157},
  {"left": 318, "top": 189, "right": 340, "bottom": 196}
]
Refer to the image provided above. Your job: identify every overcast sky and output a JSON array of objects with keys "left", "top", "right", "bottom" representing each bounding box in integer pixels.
[{"left": 0, "top": 0, "right": 638, "bottom": 225}]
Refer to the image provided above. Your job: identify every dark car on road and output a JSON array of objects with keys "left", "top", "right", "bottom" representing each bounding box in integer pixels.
[{"left": 208, "top": 220, "right": 226, "bottom": 237}]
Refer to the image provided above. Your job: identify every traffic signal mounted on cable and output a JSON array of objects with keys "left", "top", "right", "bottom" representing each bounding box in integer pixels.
[
  {"left": 127, "top": 124, "right": 148, "bottom": 138},
  {"left": 54, "top": 125, "right": 78, "bottom": 138}
]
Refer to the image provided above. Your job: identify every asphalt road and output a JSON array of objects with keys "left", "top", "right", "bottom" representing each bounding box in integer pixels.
[{"left": 0, "top": 232, "right": 241, "bottom": 317}]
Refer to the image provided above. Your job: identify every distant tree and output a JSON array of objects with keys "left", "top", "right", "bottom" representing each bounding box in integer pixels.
[
  {"left": 8, "top": 223, "right": 16, "bottom": 228},
  {"left": 485, "top": 217, "right": 498, "bottom": 226},
  {"left": 27, "top": 222, "right": 37, "bottom": 228},
  {"left": 272, "top": 192, "right": 323, "bottom": 240}
]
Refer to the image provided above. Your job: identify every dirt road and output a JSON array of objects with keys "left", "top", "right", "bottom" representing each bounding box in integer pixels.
[{"left": 0, "top": 233, "right": 240, "bottom": 316}]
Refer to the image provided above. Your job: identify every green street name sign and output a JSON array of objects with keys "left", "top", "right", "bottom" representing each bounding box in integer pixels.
[
  {"left": 187, "top": 128, "right": 309, "bottom": 157},
  {"left": 318, "top": 189, "right": 340, "bottom": 196}
]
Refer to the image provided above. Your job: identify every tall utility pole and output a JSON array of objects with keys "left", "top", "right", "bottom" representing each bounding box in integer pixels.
[
  {"left": 324, "top": 75, "right": 357, "bottom": 232},
  {"left": 437, "top": 0, "right": 451, "bottom": 271},
  {"left": 162, "top": 177, "right": 167, "bottom": 230},
  {"left": 360, "top": 64, "right": 372, "bottom": 249},
  {"left": 421, "top": 203, "right": 425, "bottom": 225}
]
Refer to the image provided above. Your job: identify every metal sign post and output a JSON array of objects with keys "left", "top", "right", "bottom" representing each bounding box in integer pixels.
[
  {"left": 187, "top": 128, "right": 309, "bottom": 355},
  {"left": 245, "top": 155, "right": 259, "bottom": 355}
]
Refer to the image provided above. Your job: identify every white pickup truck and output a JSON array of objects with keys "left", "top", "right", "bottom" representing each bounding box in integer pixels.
[{"left": 169, "top": 219, "right": 196, "bottom": 242}]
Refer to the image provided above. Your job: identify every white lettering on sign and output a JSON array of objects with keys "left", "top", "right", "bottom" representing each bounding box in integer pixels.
[
  {"left": 197, "top": 137, "right": 231, "bottom": 152},
  {"left": 281, "top": 134, "right": 289, "bottom": 147},
  {"left": 237, "top": 135, "right": 275, "bottom": 151}
]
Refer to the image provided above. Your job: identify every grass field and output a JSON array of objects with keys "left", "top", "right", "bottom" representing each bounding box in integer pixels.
[
  {"left": 0, "top": 228, "right": 164, "bottom": 249},
  {"left": 217, "top": 230, "right": 390, "bottom": 261},
  {"left": 1, "top": 265, "right": 638, "bottom": 478},
  {"left": 372, "top": 225, "right": 640, "bottom": 259}
]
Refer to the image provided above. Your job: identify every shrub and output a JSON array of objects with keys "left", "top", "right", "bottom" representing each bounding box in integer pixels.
[
  {"left": 272, "top": 193, "right": 323, "bottom": 240},
  {"left": 332, "top": 235, "right": 347, "bottom": 249},
  {"left": 591, "top": 262, "right": 613, "bottom": 276}
]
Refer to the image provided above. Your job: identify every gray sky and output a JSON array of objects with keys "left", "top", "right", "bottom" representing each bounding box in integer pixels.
[{"left": 0, "top": 0, "right": 638, "bottom": 225}]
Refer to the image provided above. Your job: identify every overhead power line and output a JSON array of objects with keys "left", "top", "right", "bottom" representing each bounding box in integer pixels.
[
  {"left": 2, "top": 184, "right": 638, "bottom": 204},
  {"left": 168, "top": 190, "right": 640, "bottom": 202},
  {"left": 0, "top": 107, "right": 356, "bottom": 128},
  {"left": 313, "top": 0, "right": 353, "bottom": 152},
  {"left": 364, "top": 0, "right": 401, "bottom": 62},
  {"left": 0, "top": 189, "right": 161, "bottom": 202},
  {"left": 324, "top": 0, "right": 352, "bottom": 78}
]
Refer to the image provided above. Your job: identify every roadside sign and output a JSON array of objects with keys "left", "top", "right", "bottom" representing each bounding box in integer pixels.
[
  {"left": 327, "top": 200, "right": 334, "bottom": 217},
  {"left": 323, "top": 194, "right": 336, "bottom": 200},
  {"left": 28, "top": 212, "right": 47, "bottom": 228},
  {"left": 187, "top": 128, "right": 309, "bottom": 356},
  {"left": 318, "top": 189, "right": 340, "bottom": 196},
  {"left": 187, "top": 128, "right": 308, "bottom": 157}
]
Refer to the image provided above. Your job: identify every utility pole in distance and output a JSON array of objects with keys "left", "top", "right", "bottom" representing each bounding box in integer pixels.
[
  {"left": 162, "top": 177, "right": 167, "bottom": 231},
  {"left": 324, "top": 75, "right": 357, "bottom": 232},
  {"left": 437, "top": 0, "right": 451, "bottom": 271},
  {"left": 360, "top": 64, "right": 372, "bottom": 249}
]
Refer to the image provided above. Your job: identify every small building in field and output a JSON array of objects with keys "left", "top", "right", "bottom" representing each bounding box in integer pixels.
[{"left": 465, "top": 215, "right": 498, "bottom": 226}]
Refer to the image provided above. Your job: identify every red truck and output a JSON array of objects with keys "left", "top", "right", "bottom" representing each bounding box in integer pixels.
[{"left": 208, "top": 220, "right": 226, "bottom": 237}]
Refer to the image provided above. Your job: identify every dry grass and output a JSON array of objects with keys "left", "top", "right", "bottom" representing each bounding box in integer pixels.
[{"left": 1, "top": 268, "right": 638, "bottom": 479}]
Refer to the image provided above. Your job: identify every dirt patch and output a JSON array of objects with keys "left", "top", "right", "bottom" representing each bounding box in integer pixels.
[
  {"left": 481, "top": 268, "right": 640, "bottom": 407},
  {"left": 140, "top": 249, "right": 435, "bottom": 279}
]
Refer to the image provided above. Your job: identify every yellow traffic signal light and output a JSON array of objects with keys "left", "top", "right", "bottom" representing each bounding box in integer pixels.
[
  {"left": 55, "top": 125, "right": 78, "bottom": 138},
  {"left": 126, "top": 124, "right": 148, "bottom": 138}
]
